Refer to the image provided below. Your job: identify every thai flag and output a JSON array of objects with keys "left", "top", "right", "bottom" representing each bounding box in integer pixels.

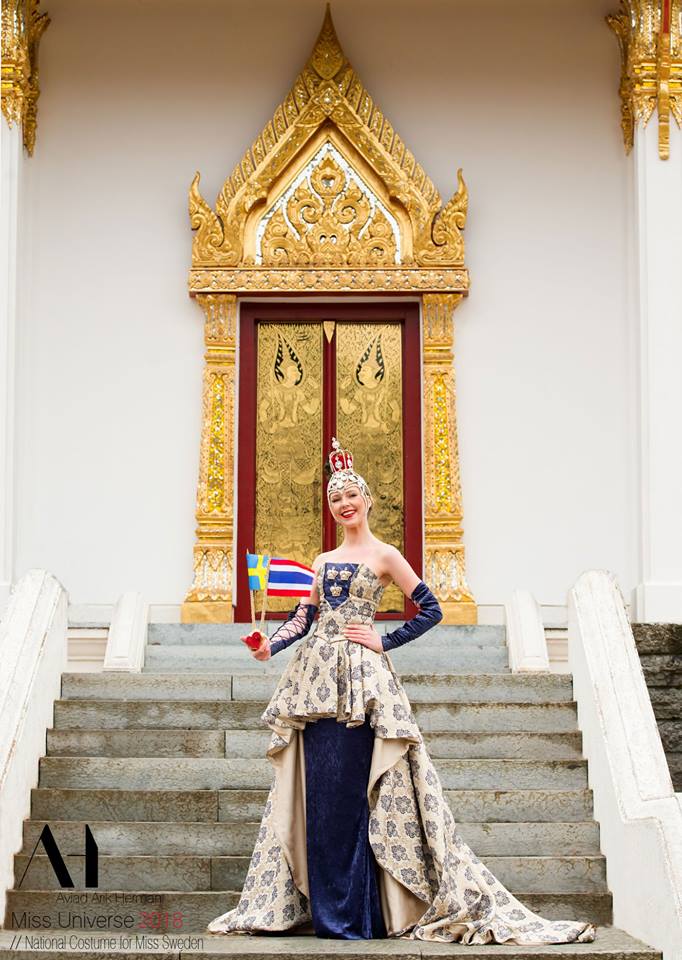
[{"left": 267, "top": 558, "right": 316, "bottom": 597}]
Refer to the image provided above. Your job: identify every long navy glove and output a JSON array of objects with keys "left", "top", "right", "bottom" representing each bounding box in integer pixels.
[
  {"left": 381, "top": 581, "right": 442, "bottom": 652},
  {"left": 268, "top": 602, "right": 318, "bottom": 656}
]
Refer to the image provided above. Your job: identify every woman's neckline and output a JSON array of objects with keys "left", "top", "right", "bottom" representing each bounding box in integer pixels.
[{"left": 322, "top": 559, "right": 387, "bottom": 587}]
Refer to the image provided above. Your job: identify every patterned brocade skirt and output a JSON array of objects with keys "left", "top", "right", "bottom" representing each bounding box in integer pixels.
[{"left": 206, "top": 631, "right": 596, "bottom": 945}]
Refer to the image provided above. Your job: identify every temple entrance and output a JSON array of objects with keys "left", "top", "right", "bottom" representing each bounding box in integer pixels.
[
  {"left": 182, "top": 8, "right": 476, "bottom": 625},
  {"left": 235, "top": 302, "right": 423, "bottom": 621}
]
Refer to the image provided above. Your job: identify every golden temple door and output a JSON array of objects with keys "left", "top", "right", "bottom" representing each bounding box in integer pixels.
[{"left": 235, "top": 302, "right": 423, "bottom": 621}]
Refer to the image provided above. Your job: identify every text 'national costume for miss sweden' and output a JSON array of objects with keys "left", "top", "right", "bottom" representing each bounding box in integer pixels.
[{"left": 207, "top": 441, "right": 596, "bottom": 945}]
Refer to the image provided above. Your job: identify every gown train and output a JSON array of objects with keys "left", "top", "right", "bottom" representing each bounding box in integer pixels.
[{"left": 207, "top": 562, "right": 596, "bottom": 945}]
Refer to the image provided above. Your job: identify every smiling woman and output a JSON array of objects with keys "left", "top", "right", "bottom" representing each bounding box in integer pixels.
[{"left": 206, "top": 439, "right": 595, "bottom": 944}]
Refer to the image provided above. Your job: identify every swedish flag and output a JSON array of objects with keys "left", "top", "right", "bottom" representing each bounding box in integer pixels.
[{"left": 247, "top": 553, "right": 269, "bottom": 591}]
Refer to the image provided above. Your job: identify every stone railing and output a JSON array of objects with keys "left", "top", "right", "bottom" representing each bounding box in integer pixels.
[
  {"left": 504, "top": 588, "right": 550, "bottom": 672},
  {"left": 569, "top": 570, "right": 682, "bottom": 960},
  {"left": 103, "top": 591, "right": 148, "bottom": 672},
  {"left": 0, "top": 570, "right": 68, "bottom": 924}
]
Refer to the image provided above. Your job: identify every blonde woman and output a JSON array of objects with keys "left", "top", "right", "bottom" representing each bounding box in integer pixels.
[{"left": 208, "top": 440, "right": 595, "bottom": 945}]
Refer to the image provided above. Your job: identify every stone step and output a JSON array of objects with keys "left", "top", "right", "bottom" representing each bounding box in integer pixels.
[
  {"left": 3, "top": 927, "right": 655, "bottom": 957},
  {"left": 3, "top": 892, "right": 615, "bottom": 934},
  {"left": 632, "top": 622, "right": 682, "bottom": 655},
  {"left": 649, "top": 686, "right": 682, "bottom": 719},
  {"left": 143, "top": 644, "right": 510, "bottom": 675},
  {"left": 666, "top": 752, "right": 682, "bottom": 786},
  {"left": 147, "top": 623, "right": 508, "bottom": 647},
  {"left": 21, "top": 820, "right": 601, "bottom": 858},
  {"left": 13, "top": 853, "right": 606, "bottom": 893},
  {"left": 60, "top": 672, "right": 574, "bottom": 704},
  {"left": 46, "top": 728, "right": 584, "bottom": 761},
  {"left": 38, "top": 757, "right": 588, "bottom": 792},
  {"left": 639, "top": 655, "right": 682, "bottom": 686},
  {"left": 30, "top": 787, "right": 595, "bottom": 824},
  {"left": 54, "top": 699, "right": 578, "bottom": 733},
  {"left": 657, "top": 719, "right": 682, "bottom": 752}
]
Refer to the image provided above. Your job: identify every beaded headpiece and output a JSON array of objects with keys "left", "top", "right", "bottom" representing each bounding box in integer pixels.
[{"left": 326, "top": 437, "right": 372, "bottom": 508}]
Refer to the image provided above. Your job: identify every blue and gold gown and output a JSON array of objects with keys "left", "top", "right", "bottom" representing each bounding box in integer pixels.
[{"left": 207, "top": 562, "right": 596, "bottom": 944}]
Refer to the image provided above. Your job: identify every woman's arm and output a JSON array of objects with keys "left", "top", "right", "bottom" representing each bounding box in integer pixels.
[
  {"left": 344, "top": 546, "right": 442, "bottom": 653},
  {"left": 248, "top": 554, "right": 323, "bottom": 661}
]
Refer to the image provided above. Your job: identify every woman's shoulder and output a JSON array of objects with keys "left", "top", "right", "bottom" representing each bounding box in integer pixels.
[{"left": 375, "top": 541, "right": 402, "bottom": 564}]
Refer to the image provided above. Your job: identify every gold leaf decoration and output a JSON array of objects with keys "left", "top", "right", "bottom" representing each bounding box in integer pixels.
[
  {"left": 188, "top": 6, "right": 470, "bottom": 288},
  {"left": 189, "top": 172, "right": 241, "bottom": 266},
  {"left": 1, "top": 0, "right": 50, "bottom": 155},
  {"left": 607, "top": 0, "right": 682, "bottom": 159},
  {"left": 259, "top": 147, "right": 399, "bottom": 268},
  {"left": 415, "top": 169, "right": 468, "bottom": 266}
]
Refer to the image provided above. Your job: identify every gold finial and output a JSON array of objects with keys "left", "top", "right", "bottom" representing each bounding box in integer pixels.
[{"left": 309, "top": 5, "right": 346, "bottom": 80}]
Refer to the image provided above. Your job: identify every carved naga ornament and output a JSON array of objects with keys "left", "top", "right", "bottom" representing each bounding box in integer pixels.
[{"left": 188, "top": 7, "right": 470, "bottom": 294}]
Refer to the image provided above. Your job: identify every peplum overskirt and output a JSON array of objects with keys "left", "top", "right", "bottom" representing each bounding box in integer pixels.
[{"left": 207, "top": 563, "right": 596, "bottom": 945}]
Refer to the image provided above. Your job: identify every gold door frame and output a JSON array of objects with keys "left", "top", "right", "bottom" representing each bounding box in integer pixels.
[{"left": 182, "top": 9, "right": 476, "bottom": 624}]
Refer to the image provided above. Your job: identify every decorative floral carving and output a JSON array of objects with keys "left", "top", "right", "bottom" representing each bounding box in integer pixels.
[
  {"left": 182, "top": 295, "right": 237, "bottom": 621},
  {"left": 189, "top": 268, "right": 468, "bottom": 294},
  {"left": 422, "top": 294, "right": 475, "bottom": 622},
  {"left": 259, "top": 146, "right": 399, "bottom": 267},
  {"left": 188, "top": 7, "right": 469, "bottom": 288}
]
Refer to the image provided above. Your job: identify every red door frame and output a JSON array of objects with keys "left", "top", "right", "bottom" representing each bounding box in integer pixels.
[{"left": 235, "top": 301, "right": 422, "bottom": 622}]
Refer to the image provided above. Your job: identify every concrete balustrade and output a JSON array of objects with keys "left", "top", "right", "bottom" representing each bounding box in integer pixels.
[
  {"left": 0, "top": 569, "right": 68, "bottom": 925},
  {"left": 569, "top": 569, "right": 682, "bottom": 960}
]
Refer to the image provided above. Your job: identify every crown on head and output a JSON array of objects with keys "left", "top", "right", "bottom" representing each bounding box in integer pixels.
[
  {"left": 326, "top": 437, "right": 372, "bottom": 505},
  {"left": 329, "top": 438, "right": 354, "bottom": 473}
]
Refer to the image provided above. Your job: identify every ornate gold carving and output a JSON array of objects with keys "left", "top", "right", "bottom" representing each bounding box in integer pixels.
[
  {"left": 188, "top": 7, "right": 469, "bottom": 292},
  {"left": 415, "top": 169, "right": 468, "bottom": 265},
  {"left": 422, "top": 294, "right": 476, "bottom": 624},
  {"left": 607, "top": 0, "right": 682, "bottom": 158},
  {"left": 184, "top": 10, "right": 475, "bottom": 622},
  {"left": 256, "top": 323, "right": 323, "bottom": 612},
  {"left": 189, "top": 267, "right": 468, "bottom": 294},
  {"left": 189, "top": 173, "right": 241, "bottom": 267},
  {"left": 259, "top": 146, "right": 399, "bottom": 268},
  {"left": 1, "top": 0, "right": 49, "bottom": 155},
  {"left": 336, "top": 322, "right": 404, "bottom": 612},
  {"left": 182, "top": 294, "right": 237, "bottom": 622}
]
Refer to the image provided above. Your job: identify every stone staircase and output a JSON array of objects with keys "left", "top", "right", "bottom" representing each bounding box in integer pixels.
[
  {"left": 0, "top": 625, "right": 659, "bottom": 958},
  {"left": 633, "top": 623, "right": 682, "bottom": 792}
]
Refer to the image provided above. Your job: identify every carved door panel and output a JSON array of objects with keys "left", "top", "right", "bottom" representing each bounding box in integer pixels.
[{"left": 236, "top": 303, "right": 422, "bottom": 621}]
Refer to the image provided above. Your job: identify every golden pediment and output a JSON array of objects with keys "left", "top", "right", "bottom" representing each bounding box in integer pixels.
[{"left": 188, "top": 7, "right": 469, "bottom": 293}]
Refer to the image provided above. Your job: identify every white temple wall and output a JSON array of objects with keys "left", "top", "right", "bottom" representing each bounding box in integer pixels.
[{"left": 13, "top": 0, "right": 635, "bottom": 614}]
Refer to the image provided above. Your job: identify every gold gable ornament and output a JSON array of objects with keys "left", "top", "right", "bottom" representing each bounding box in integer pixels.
[
  {"left": 188, "top": 6, "right": 470, "bottom": 292},
  {"left": 182, "top": 7, "right": 476, "bottom": 625}
]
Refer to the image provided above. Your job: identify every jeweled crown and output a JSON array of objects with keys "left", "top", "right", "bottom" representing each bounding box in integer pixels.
[
  {"left": 326, "top": 437, "right": 372, "bottom": 505},
  {"left": 329, "top": 438, "right": 354, "bottom": 473}
]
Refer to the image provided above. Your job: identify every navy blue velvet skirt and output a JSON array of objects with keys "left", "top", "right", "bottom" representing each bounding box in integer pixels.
[{"left": 303, "top": 716, "right": 387, "bottom": 939}]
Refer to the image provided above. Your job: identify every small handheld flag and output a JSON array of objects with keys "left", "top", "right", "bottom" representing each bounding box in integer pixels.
[
  {"left": 247, "top": 553, "right": 269, "bottom": 592},
  {"left": 267, "top": 558, "right": 316, "bottom": 597}
]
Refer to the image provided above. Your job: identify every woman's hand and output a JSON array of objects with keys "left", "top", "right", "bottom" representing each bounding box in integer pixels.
[
  {"left": 343, "top": 623, "right": 383, "bottom": 653},
  {"left": 241, "top": 632, "right": 271, "bottom": 660}
]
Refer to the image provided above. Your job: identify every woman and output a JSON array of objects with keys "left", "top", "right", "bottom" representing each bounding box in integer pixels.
[{"left": 207, "top": 439, "right": 596, "bottom": 944}]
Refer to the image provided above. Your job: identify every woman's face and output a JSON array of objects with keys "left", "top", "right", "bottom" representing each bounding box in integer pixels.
[{"left": 328, "top": 484, "right": 368, "bottom": 526}]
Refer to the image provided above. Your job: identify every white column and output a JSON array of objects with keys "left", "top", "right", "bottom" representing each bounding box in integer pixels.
[
  {"left": 0, "top": 125, "right": 24, "bottom": 609},
  {"left": 632, "top": 120, "right": 682, "bottom": 623}
]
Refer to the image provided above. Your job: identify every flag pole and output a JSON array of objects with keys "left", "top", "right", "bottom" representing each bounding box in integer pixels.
[
  {"left": 259, "top": 555, "right": 271, "bottom": 637},
  {"left": 247, "top": 549, "right": 256, "bottom": 634}
]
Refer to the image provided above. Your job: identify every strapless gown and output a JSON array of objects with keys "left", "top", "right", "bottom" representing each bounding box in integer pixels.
[{"left": 207, "top": 562, "right": 596, "bottom": 944}]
